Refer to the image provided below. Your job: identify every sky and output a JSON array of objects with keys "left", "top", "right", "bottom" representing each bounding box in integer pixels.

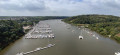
[{"left": 0, "top": 0, "right": 120, "bottom": 16}]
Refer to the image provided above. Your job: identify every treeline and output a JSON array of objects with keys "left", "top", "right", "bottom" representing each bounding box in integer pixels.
[
  {"left": 0, "top": 20, "right": 25, "bottom": 51},
  {"left": 63, "top": 14, "right": 120, "bottom": 42},
  {"left": 63, "top": 15, "right": 120, "bottom": 24},
  {"left": 18, "top": 16, "right": 67, "bottom": 26},
  {"left": 0, "top": 16, "right": 67, "bottom": 51}
]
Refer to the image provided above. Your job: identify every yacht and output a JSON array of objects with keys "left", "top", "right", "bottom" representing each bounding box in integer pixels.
[{"left": 79, "top": 35, "right": 83, "bottom": 39}]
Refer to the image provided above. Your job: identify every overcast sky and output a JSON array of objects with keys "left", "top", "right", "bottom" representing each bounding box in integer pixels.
[{"left": 0, "top": 0, "right": 120, "bottom": 16}]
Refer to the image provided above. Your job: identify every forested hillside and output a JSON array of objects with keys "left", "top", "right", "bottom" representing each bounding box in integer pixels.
[
  {"left": 0, "top": 20, "right": 25, "bottom": 51},
  {"left": 63, "top": 15, "right": 120, "bottom": 24},
  {"left": 63, "top": 15, "right": 120, "bottom": 42}
]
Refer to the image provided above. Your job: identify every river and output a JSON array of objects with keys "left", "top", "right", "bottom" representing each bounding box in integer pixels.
[{"left": 0, "top": 19, "right": 120, "bottom": 55}]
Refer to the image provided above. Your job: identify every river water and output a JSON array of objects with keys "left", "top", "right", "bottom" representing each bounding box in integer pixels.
[{"left": 0, "top": 19, "right": 120, "bottom": 55}]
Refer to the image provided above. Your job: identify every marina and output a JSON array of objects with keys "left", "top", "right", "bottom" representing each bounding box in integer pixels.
[
  {"left": 25, "top": 21, "right": 55, "bottom": 39},
  {"left": 16, "top": 21, "right": 55, "bottom": 55}
]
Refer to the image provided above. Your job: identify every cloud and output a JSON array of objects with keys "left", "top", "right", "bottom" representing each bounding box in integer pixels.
[
  {"left": 83, "top": 0, "right": 120, "bottom": 15},
  {"left": 0, "top": 0, "right": 120, "bottom": 16},
  {"left": 0, "top": 0, "right": 46, "bottom": 11}
]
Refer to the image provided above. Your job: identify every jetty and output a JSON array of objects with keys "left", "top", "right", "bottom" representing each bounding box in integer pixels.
[{"left": 16, "top": 44, "right": 55, "bottom": 55}]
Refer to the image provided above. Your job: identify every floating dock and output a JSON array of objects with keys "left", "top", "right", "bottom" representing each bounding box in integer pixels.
[
  {"left": 25, "top": 21, "right": 55, "bottom": 39},
  {"left": 16, "top": 44, "right": 55, "bottom": 55}
]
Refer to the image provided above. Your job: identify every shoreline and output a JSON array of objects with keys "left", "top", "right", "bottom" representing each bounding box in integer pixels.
[
  {"left": 0, "top": 25, "right": 33, "bottom": 54},
  {"left": 63, "top": 21, "right": 120, "bottom": 43},
  {"left": 0, "top": 36, "right": 24, "bottom": 55}
]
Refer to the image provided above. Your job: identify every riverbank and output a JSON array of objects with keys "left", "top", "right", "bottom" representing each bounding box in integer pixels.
[
  {"left": 0, "top": 20, "right": 25, "bottom": 52},
  {"left": 0, "top": 25, "right": 34, "bottom": 54},
  {"left": 62, "top": 14, "right": 120, "bottom": 43},
  {"left": 64, "top": 21, "right": 120, "bottom": 43},
  {"left": 0, "top": 36, "right": 23, "bottom": 55}
]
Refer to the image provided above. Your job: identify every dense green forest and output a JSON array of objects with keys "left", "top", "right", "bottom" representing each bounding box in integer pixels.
[
  {"left": 0, "top": 16, "right": 67, "bottom": 51},
  {"left": 63, "top": 14, "right": 120, "bottom": 42},
  {"left": 0, "top": 20, "right": 25, "bottom": 51}
]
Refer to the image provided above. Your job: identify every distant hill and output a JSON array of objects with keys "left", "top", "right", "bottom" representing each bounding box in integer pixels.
[
  {"left": 0, "top": 16, "right": 68, "bottom": 20},
  {"left": 63, "top": 14, "right": 120, "bottom": 24}
]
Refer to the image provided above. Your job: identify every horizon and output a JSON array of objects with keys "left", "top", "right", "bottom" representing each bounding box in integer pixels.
[{"left": 0, "top": 14, "right": 119, "bottom": 17}]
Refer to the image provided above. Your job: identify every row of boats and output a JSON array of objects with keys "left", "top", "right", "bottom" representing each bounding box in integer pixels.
[
  {"left": 66, "top": 26, "right": 98, "bottom": 40},
  {"left": 115, "top": 52, "right": 120, "bottom": 55},
  {"left": 86, "top": 30, "right": 99, "bottom": 39},
  {"left": 25, "top": 22, "right": 55, "bottom": 39},
  {"left": 16, "top": 44, "right": 55, "bottom": 55},
  {"left": 79, "top": 29, "right": 99, "bottom": 39},
  {"left": 25, "top": 34, "right": 55, "bottom": 39}
]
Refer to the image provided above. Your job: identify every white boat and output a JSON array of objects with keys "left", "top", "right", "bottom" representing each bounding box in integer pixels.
[
  {"left": 43, "top": 47, "right": 48, "bottom": 49},
  {"left": 40, "top": 48, "right": 44, "bottom": 50},
  {"left": 79, "top": 35, "right": 83, "bottom": 39},
  {"left": 115, "top": 52, "right": 120, "bottom": 55},
  {"left": 36, "top": 48, "right": 41, "bottom": 50},
  {"left": 96, "top": 37, "right": 99, "bottom": 39}
]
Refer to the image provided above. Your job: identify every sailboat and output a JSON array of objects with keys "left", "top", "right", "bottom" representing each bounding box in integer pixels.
[{"left": 79, "top": 29, "right": 83, "bottom": 39}]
